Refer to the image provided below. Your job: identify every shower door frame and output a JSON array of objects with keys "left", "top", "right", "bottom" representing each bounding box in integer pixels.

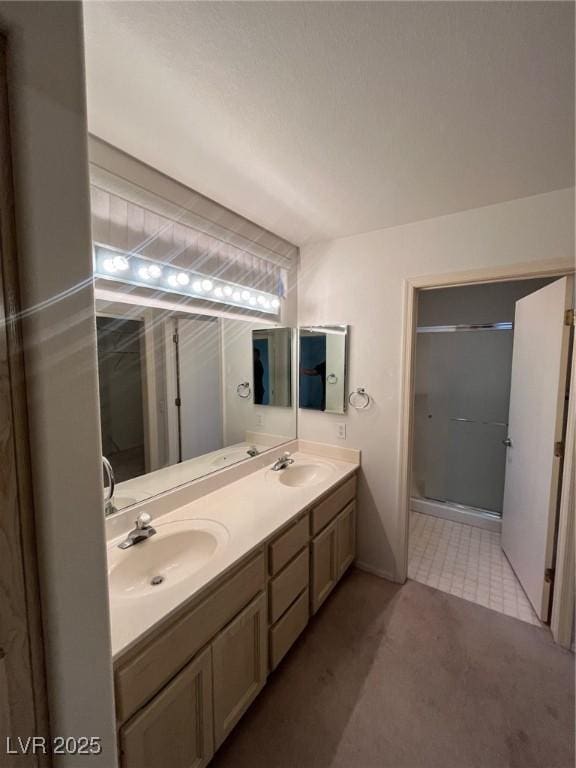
[{"left": 398, "top": 260, "right": 575, "bottom": 648}]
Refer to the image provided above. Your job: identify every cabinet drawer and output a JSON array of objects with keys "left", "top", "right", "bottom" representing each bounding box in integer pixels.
[
  {"left": 269, "top": 548, "right": 309, "bottom": 624},
  {"left": 312, "top": 475, "right": 357, "bottom": 535},
  {"left": 269, "top": 588, "right": 309, "bottom": 670},
  {"left": 115, "top": 552, "right": 265, "bottom": 723},
  {"left": 269, "top": 513, "right": 309, "bottom": 575}
]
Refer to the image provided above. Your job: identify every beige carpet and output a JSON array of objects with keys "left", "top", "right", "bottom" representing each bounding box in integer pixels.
[{"left": 212, "top": 569, "right": 574, "bottom": 768}]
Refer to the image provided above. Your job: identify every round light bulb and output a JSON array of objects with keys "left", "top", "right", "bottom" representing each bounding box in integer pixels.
[
  {"left": 167, "top": 274, "right": 178, "bottom": 287},
  {"left": 176, "top": 272, "right": 190, "bottom": 286},
  {"left": 148, "top": 264, "right": 162, "bottom": 278},
  {"left": 192, "top": 280, "right": 203, "bottom": 292},
  {"left": 102, "top": 258, "right": 117, "bottom": 273},
  {"left": 213, "top": 286, "right": 223, "bottom": 298},
  {"left": 113, "top": 255, "right": 129, "bottom": 271},
  {"left": 262, "top": 298, "right": 270, "bottom": 309},
  {"left": 232, "top": 291, "right": 241, "bottom": 301},
  {"left": 201, "top": 279, "right": 213, "bottom": 292},
  {"left": 249, "top": 297, "right": 257, "bottom": 306},
  {"left": 257, "top": 296, "right": 266, "bottom": 306},
  {"left": 223, "top": 285, "right": 233, "bottom": 297},
  {"left": 271, "top": 297, "right": 280, "bottom": 309},
  {"left": 138, "top": 266, "right": 151, "bottom": 280},
  {"left": 241, "top": 290, "right": 250, "bottom": 301}
]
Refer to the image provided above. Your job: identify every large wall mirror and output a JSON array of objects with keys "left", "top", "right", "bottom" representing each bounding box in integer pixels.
[
  {"left": 299, "top": 325, "right": 349, "bottom": 414},
  {"left": 96, "top": 301, "right": 296, "bottom": 513}
]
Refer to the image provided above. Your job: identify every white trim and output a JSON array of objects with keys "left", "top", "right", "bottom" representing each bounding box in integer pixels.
[
  {"left": 398, "top": 259, "right": 575, "bottom": 646},
  {"left": 354, "top": 560, "right": 399, "bottom": 583},
  {"left": 142, "top": 312, "right": 160, "bottom": 472},
  {"left": 550, "top": 339, "right": 576, "bottom": 648},
  {"left": 164, "top": 318, "right": 179, "bottom": 466}
]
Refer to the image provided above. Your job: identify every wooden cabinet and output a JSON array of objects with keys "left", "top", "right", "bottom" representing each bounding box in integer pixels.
[
  {"left": 337, "top": 501, "right": 356, "bottom": 577},
  {"left": 269, "top": 513, "right": 309, "bottom": 575},
  {"left": 312, "top": 475, "right": 356, "bottom": 535},
  {"left": 119, "top": 647, "right": 213, "bottom": 768},
  {"left": 115, "top": 553, "right": 265, "bottom": 723},
  {"left": 311, "top": 517, "right": 339, "bottom": 614},
  {"left": 269, "top": 547, "right": 309, "bottom": 624},
  {"left": 114, "top": 470, "right": 358, "bottom": 768},
  {"left": 212, "top": 592, "right": 267, "bottom": 748},
  {"left": 311, "top": 500, "right": 357, "bottom": 614},
  {"left": 270, "top": 587, "right": 309, "bottom": 670}
]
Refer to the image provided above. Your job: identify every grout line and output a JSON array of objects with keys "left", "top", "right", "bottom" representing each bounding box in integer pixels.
[{"left": 408, "top": 512, "right": 541, "bottom": 626}]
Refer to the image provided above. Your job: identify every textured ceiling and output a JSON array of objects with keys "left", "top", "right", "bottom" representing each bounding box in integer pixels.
[{"left": 83, "top": 1, "right": 574, "bottom": 245}]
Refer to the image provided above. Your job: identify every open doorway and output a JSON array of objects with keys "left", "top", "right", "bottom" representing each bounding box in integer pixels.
[{"left": 406, "top": 274, "right": 573, "bottom": 628}]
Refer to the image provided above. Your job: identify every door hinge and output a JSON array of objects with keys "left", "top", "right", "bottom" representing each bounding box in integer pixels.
[
  {"left": 554, "top": 441, "right": 564, "bottom": 458},
  {"left": 545, "top": 567, "right": 555, "bottom": 584},
  {"left": 565, "top": 309, "right": 575, "bottom": 326},
  {"left": 174, "top": 397, "right": 181, "bottom": 407},
  {"left": 172, "top": 332, "right": 179, "bottom": 344}
]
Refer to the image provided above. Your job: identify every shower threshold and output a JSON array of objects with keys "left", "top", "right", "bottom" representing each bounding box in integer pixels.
[{"left": 410, "top": 496, "right": 501, "bottom": 532}]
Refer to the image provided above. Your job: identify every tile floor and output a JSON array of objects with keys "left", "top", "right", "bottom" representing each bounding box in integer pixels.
[{"left": 409, "top": 512, "right": 541, "bottom": 626}]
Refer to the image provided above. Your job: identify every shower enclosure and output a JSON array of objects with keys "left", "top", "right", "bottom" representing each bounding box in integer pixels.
[{"left": 411, "top": 321, "right": 514, "bottom": 526}]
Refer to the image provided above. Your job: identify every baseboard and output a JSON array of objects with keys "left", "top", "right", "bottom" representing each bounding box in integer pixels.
[{"left": 354, "top": 560, "right": 399, "bottom": 583}]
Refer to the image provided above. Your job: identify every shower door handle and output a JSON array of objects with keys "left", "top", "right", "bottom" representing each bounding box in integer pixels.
[{"left": 502, "top": 437, "right": 513, "bottom": 447}]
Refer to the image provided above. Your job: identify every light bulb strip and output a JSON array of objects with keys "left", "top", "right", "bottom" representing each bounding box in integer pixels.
[{"left": 93, "top": 246, "right": 281, "bottom": 315}]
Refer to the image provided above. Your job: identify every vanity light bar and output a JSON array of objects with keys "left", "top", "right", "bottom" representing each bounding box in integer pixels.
[{"left": 93, "top": 246, "right": 281, "bottom": 315}]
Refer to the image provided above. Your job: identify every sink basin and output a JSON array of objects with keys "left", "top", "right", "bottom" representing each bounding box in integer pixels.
[
  {"left": 108, "top": 519, "right": 228, "bottom": 598},
  {"left": 277, "top": 462, "right": 333, "bottom": 488}
]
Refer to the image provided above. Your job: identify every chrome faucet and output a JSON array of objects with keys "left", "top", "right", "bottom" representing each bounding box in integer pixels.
[
  {"left": 271, "top": 452, "right": 295, "bottom": 471},
  {"left": 102, "top": 456, "right": 116, "bottom": 516},
  {"left": 118, "top": 512, "right": 157, "bottom": 549}
]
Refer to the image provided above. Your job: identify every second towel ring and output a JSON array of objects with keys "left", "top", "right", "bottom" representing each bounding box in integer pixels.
[
  {"left": 348, "top": 387, "right": 371, "bottom": 409},
  {"left": 236, "top": 382, "right": 251, "bottom": 399}
]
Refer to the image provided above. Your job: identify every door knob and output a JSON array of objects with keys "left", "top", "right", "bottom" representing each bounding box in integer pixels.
[{"left": 503, "top": 437, "right": 513, "bottom": 447}]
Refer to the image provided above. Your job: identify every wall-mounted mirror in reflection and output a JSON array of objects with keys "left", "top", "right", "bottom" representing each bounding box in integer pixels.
[
  {"left": 252, "top": 328, "right": 292, "bottom": 407},
  {"left": 96, "top": 301, "right": 296, "bottom": 513},
  {"left": 299, "top": 325, "right": 348, "bottom": 414}
]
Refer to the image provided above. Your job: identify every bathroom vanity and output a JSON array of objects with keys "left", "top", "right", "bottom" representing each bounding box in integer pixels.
[{"left": 107, "top": 450, "right": 359, "bottom": 768}]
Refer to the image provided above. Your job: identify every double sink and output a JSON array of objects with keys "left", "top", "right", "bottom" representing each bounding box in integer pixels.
[{"left": 107, "top": 457, "right": 335, "bottom": 602}]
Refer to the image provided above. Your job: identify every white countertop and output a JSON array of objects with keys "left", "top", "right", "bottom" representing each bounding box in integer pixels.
[
  {"left": 107, "top": 450, "right": 359, "bottom": 660},
  {"left": 111, "top": 440, "right": 271, "bottom": 511}
]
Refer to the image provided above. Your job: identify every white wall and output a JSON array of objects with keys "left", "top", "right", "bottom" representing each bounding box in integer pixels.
[
  {"left": 298, "top": 188, "right": 575, "bottom": 580},
  {"left": 0, "top": 2, "right": 117, "bottom": 764}
]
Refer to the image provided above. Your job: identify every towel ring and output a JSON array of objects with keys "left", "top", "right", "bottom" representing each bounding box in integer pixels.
[
  {"left": 348, "top": 387, "right": 371, "bottom": 409},
  {"left": 236, "top": 382, "right": 251, "bottom": 399},
  {"left": 327, "top": 373, "right": 338, "bottom": 385}
]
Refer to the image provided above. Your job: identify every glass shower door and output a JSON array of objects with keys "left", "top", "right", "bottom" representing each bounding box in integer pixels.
[{"left": 413, "top": 325, "right": 513, "bottom": 516}]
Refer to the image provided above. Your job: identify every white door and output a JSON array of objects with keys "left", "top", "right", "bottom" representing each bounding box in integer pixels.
[
  {"left": 501, "top": 277, "right": 573, "bottom": 621},
  {"left": 177, "top": 317, "right": 222, "bottom": 461}
]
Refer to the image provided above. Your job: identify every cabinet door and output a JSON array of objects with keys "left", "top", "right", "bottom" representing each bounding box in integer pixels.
[
  {"left": 337, "top": 501, "right": 356, "bottom": 577},
  {"left": 212, "top": 592, "right": 267, "bottom": 749},
  {"left": 311, "top": 517, "right": 338, "bottom": 614},
  {"left": 119, "top": 647, "right": 213, "bottom": 768}
]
